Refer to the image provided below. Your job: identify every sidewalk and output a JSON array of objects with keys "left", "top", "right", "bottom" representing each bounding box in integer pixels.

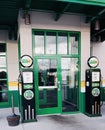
[{"left": 0, "top": 103, "right": 105, "bottom": 130}]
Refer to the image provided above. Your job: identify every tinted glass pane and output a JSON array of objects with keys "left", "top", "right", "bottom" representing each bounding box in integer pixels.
[
  {"left": 38, "top": 59, "right": 58, "bottom": 108},
  {"left": 0, "top": 44, "right": 6, "bottom": 52},
  {"left": 34, "top": 32, "right": 44, "bottom": 54},
  {"left": 58, "top": 32, "right": 67, "bottom": 54},
  {"left": 0, "top": 92, "right": 8, "bottom": 102},
  {"left": 46, "top": 32, "right": 56, "bottom": 54},
  {"left": 61, "top": 58, "right": 79, "bottom": 112},
  {"left": 0, "top": 80, "right": 8, "bottom": 102},
  {"left": 0, "top": 80, "right": 7, "bottom": 90},
  {"left": 70, "top": 34, "right": 79, "bottom": 54},
  {"left": 0, "top": 70, "right": 6, "bottom": 79},
  {"left": 0, "top": 57, "right": 6, "bottom": 67}
]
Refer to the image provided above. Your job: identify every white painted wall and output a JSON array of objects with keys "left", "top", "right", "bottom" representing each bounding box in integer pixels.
[
  {"left": 92, "top": 41, "right": 105, "bottom": 79},
  {"left": 81, "top": 31, "right": 90, "bottom": 80},
  {"left": 7, "top": 41, "right": 19, "bottom": 82},
  {"left": 18, "top": 10, "right": 90, "bottom": 86},
  {"left": 19, "top": 26, "right": 32, "bottom": 56}
]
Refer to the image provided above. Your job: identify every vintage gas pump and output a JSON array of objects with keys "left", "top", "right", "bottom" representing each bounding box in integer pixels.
[
  {"left": 85, "top": 56, "right": 101, "bottom": 116},
  {"left": 18, "top": 55, "right": 36, "bottom": 123}
]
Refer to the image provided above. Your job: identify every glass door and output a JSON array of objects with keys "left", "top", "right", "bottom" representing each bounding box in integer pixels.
[
  {"left": 35, "top": 57, "right": 62, "bottom": 115},
  {"left": 61, "top": 58, "right": 79, "bottom": 112}
]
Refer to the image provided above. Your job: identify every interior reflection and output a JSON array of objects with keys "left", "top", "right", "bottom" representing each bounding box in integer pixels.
[
  {"left": 38, "top": 59, "right": 58, "bottom": 108},
  {"left": 61, "top": 58, "right": 79, "bottom": 112},
  {"left": 0, "top": 70, "right": 8, "bottom": 102}
]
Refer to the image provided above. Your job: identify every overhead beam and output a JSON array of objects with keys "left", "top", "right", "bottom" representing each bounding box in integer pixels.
[
  {"left": 92, "top": 28, "right": 105, "bottom": 37},
  {"left": 25, "top": 0, "right": 32, "bottom": 9},
  {"left": 54, "top": 0, "right": 105, "bottom": 7},
  {"left": 85, "top": 8, "right": 105, "bottom": 23},
  {"left": 55, "top": 3, "right": 71, "bottom": 21}
]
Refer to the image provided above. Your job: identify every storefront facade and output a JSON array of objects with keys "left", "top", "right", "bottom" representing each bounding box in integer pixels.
[
  {"left": 32, "top": 29, "right": 80, "bottom": 114},
  {"left": 18, "top": 11, "right": 90, "bottom": 115},
  {"left": 0, "top": 0, "right": 105, "bottom": 116}
]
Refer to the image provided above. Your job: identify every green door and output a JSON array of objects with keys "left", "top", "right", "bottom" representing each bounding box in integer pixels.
[
  {"left": 33, "top": 30, "right": 80, "bottom": 115},
  {"left": 35, "top": 57, "right": 79, "bottom": 115},
  {"left": 35, "top": 57, "right": 62, "bottom": 115}
]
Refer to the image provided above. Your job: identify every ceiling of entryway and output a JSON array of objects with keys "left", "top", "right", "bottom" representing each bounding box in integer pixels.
[{"left": 0, "top": 0, "right": 105, "bottom": 41}]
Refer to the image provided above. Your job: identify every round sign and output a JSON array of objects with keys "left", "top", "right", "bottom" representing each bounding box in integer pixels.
[
  {"left": 87, "top": 56, "right": 99, "bottom": 68},
  {"left": 20, "top": 55, "right": 33, "bottom": 68},
  {"left": 92, "top": 88, "right": 100, "bottom": 97},
  {"left": 24, "top": 90, "right": 34, "bottom": 100}
]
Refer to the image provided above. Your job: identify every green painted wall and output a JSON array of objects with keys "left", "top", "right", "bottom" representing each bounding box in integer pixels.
[
  {"left": 79, "top": 93, "right": 85, "bottom": 113},
  {"left": 0, "top": 90, "right": 19, "bottom": 108}
]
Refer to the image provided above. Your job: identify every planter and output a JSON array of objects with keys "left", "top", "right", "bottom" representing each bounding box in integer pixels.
[{"left": 7, "top": 114, "right": 20, "bottom": 126}]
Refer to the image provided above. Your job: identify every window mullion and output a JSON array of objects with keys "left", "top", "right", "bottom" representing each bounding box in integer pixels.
[
  {"left": 56, "top": 32, "right": 58, "bottom": 55},
  {"left": 44, "top": 32, "right": 46, "bottom": 55}
]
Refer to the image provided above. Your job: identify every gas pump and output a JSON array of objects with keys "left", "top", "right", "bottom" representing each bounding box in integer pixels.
[
  {"left": 85, "top": 56, "right": 101, "bottom": 116},
  {"left": 18, "top": 55, "right": 36, "bottom": 123}
]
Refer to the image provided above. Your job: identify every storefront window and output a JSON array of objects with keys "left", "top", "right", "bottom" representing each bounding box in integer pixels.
[
  {"left": 0, "top": 44, "right": 6, "bottom": 55},
  {"left": 58, "top": 32, "right": 67, "bottom": 54},
  {"left": 46, "top": 32, "right": 56, "bottom": 54},
  {"left": 70, "top": 34, "right": 79, "bottom": 55},
  {"left": 0, "top": 43, "right": 8, "bottom": 102},
  {"left": 34, "top": 32, "right": 44, "bottom": 54},
  {"left": 34, "top": 31, "right": 79, "bottom": 55},
  {"left": 0, "top": 57, "right": 6, "bottom": 67}
]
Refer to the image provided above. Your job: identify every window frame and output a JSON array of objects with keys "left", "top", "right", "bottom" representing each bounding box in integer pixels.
[{"left": 32, "top": 29, "right": 80, "bottom": 57}]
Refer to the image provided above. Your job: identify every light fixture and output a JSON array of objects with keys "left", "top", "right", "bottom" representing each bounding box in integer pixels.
[
  {"left": 25, "top": 14, "right": 30, "bottom": 25},
  {"left": 94, "top": 20, "right": 100, "bottom": 30}
]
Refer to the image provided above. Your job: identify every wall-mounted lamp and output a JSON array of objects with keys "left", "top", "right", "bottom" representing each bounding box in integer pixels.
[
  {"left": 25, "top": 14, "right": 30, "bottom": 25},
  {"left": 94, "top": 20, "right": 100, "bottom": 30}
]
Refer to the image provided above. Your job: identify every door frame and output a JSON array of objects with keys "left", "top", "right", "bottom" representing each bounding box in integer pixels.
[
  {"left": 32, "top": 29, "right": 81, "bottom": 115},
  {"left": 34, "top": 56, "right": 62, "bottom": 115}
]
